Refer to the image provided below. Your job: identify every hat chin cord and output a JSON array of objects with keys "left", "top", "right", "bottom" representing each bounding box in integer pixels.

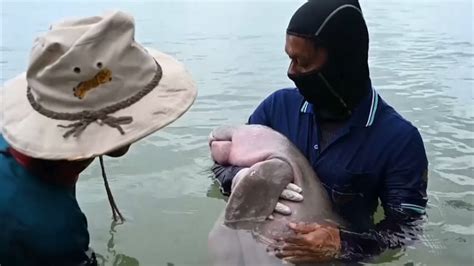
[{"left": 99, "top": 156, "right": 125, "bottom": 222}]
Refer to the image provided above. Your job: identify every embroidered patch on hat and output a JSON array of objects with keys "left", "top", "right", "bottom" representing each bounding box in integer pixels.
[
  {"left": 73, "top": 62, "right": 112, "bottom": 99},
  {"left": 27, "top": 59, "right": 162, "bottom": 138}
]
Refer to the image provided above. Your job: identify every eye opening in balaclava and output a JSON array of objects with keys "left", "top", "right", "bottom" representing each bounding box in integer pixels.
[{"left": 287, "top": 0, "right": 372, "bottom": 121}]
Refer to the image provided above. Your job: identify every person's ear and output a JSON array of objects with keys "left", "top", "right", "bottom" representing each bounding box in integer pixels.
[{"left": 313, "top": 46, "right": 328, "bottom": 70}]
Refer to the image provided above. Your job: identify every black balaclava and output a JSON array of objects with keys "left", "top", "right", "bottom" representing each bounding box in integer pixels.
[{"left": 287, "top": 0, "right": 371, "bottom": 121}]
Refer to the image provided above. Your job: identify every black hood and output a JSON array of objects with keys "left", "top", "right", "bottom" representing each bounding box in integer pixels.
[{"left": 287, "top": 0, "right": 371, "bottom": 113}]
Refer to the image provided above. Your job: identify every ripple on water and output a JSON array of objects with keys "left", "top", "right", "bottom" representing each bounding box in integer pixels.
[
  {"left": 434, "top": 170, "right": 474, "bottom": 186},
  {"left": 431, "top": 191, "right": 474, "bottom": 199},
  {"left": 445, "top": 200, "right": 474, "bottom": 211},
  {"left": 442, "top": 224, "right": 474, "bottom": 236}
]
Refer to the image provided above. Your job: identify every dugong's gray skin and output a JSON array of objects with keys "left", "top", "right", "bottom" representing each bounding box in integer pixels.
[{"left": 208, "top": 125, "right": 344, "bottom": 266}]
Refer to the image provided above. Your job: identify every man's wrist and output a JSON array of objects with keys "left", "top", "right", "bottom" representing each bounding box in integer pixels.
[{"left": 327, "top": 226, "right": 342, "bottom": 258}]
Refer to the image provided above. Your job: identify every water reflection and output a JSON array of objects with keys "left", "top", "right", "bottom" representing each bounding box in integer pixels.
[
  {"left": 95, "top": 222, "right": 140, "bottom": 266},
  {"left": 206, "top": 180, "right": 227, "bottom": 201}
]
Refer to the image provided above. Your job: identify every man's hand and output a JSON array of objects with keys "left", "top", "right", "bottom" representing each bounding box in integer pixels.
[
  {"left": 274, "top": 183, "right": 303, "bottom": 215},
  {"left": 270, "top": 222, "right": 341, "bottom": 264}
]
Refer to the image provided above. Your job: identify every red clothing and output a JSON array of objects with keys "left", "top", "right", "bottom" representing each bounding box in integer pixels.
[{"left": 8, "top": 147, "right": 93, "bottom": 187}]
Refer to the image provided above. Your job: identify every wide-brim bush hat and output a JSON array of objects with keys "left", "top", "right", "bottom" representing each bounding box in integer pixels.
[{"left": 1, "top": 10, "right": 197, "bottom": 160}]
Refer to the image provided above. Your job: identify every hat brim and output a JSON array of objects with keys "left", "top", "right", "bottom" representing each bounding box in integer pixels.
[{"left": 1, "top": 48, "right": 197, "bottom": 160}]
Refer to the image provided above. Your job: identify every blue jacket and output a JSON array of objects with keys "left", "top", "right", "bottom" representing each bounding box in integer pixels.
[{"left": 0, "top": 135, "right": 96, "bottom": 265}]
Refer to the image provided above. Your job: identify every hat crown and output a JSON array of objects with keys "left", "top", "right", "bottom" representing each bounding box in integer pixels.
[
  {"left": 26, "top": 11, "right": 157, "bottom": 113},
  {"left": 2, "top": 11, "right": 197, "bottom": 160}
]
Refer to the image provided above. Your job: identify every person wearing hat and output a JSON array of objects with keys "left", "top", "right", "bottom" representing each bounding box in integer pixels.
[
  {"left": 211, "top": 0, "right": 428, "bottom": 263},
  {"left": 0, "top": 11, "right": 196, "bottom": 265}
]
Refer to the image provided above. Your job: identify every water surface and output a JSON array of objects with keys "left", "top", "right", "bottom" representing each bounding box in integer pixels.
[{"left": 1, "top": 0, "right": 473, "bottom": 265}]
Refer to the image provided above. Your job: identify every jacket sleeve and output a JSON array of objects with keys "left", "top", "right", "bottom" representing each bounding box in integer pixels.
[
  {"left": 211, "top": 163, "right": 245, "bottom": 196},
  {"left": 2, "top": 198, "right": 97, "bottom": 266},
  {"left": 338, "top": 129, "right": 429, "bottom": 262}
]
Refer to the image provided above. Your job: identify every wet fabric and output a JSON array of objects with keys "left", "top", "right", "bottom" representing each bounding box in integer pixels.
[{"left": 0, "top": 135, "right": 96, "bottom": 266}]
